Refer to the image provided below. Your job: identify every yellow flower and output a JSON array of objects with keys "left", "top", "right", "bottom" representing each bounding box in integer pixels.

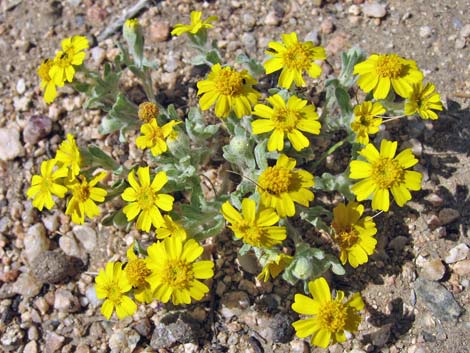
[
  {"left": 135, "top": 118, "right": 180, "bottom": 157},
  {"left": 138, "top": 102, "right": 159, "bottom": 122},
  {"left": 37, "top": 59, "right": 60, "bottom": 104},
  {"left": 146, "top": 237, "right": 214, "bottom": 305},
  {"left": 95, "top": 262, "right": 137, "bottom": 320},
  {"left": 350, "top": 101, "right": 385, "bottom": 145},
  {"left": 257, "top": 154, "right": 314, "bottom": 217},
  {"left": 252, "top": 94, "right": 321, "bottom": 152},
  {"left": 27, "top": 159, "right": 68, "bottom": 211},
  {"left": 124, "top": 18, "right": 139, "bottom": 30},
  {"left": 404, "top": 82, "right": 443, "bottom": 120},
  {"left": 197, "top": 63, "right": 261, "bottom": 119},
  {"left": 331, "top": 202, "right": 377, "bottom": 268},
  {"left": 264, "top": 32, "right": 326, "bottom": 89},
  {"left": 121, "top": 167, "right": 174, "bottom": 232},
  {"left": 65, "top": 172, "right": 107, "bottom": 224},
  {"left": 221, "top": 198, "right": 286, "bottom": 248},
  {"left": 156, "top": 215, "right": 187, "bottom": 240},
  {"left": 292, "top": 277, "right": 364, "bottom": 348},
  {"left": 257, "top": 254, "right": 293, "bottom": 282},
  {"left": 49, "top": 35, "right": 89, "bottom": 85},
  {"left": 55, "top": 133, "right": 81, "bottom": 177},
  {"left": 349, "top": 139, "right": 422, "bottom": 211},
  {"left": 353, "top": 53, "right": 423, "bottom": 100},
  {"left": 171, "top": 11, "right": 218, "bottom": 36},
  {"left": 124, "top": 246, "right": 153, "bottom": 304}
]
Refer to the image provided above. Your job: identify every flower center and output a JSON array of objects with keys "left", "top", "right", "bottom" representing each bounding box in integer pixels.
[
  {"left": 148, "top": 124, "right": 165, "bottom": 144},
  {"left": 371, "top": 158, "right": 405, "bottom": 189},
  {"left": 135, "top": 186, "right": 155, "bottom": 210},
  {"left": 375, "top": 54, "right": 405, "bottom": 79},
  {"left": 104, "top": 283, "right": 122, "bottom": 303},
  {"left": 38, "top": 60, "right": 53, "bottom": 81},
  {"left": 359, "top": 115, "right": 372, "bottom": 127},
  {"left": 334, "top": 226, "right": 359, "bottom": 250},
  {"left": 318, "top": 300, "right": 347, "bottom": 332},
  {"left": 283, "top": 43, "right": 313, "bottom": 71},
  {"left": 163, "top": 260, "right": 194, "bottom": 290},
  {"left": 74, "top": 182, "right": 90, "bottom": 202},
  {"left": 234, "top": 221, "right": 266, "bottom": 247},
  {"left": 54, "top": 52, "right": 72, "bottom": 68},
  {"left": 272, "top": 108, "right": 301, "bottom": 132},
  {"left": 215, "top": 68, "right": 244, "bottom": 96},
  {"left": 125, "top": 259, "right": 151, "bottom": 287},
  {"left": 258, "top": 166, "right": 292, "bottom": 195},
  {"left": 138, "top": 102, "right": 159, "bottom": 122}
]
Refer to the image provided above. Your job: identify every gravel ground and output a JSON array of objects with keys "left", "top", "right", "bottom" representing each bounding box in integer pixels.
[{"left": 0, "top": 1, "right": 469, "bottom": 353}]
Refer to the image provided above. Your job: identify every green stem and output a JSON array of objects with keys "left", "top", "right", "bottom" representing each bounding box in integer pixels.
[{"left": 311, "top": 137, "right": 348, "bottom": 171}]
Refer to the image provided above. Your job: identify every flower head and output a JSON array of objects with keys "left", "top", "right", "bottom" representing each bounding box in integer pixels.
[
  {"left": 331, "top": 202, "right": 377, "bottom": 268},
  {"left": 95, "top": 262, "right": 137, "bottom": 320},
  {"left": 257, "top": 154, "right": 314, "bottom": 217},
  {"left": 37, "top": 59, "right": 60, "bottom": 104},
  {"left": 264, "top": 32, "right": 326, "bottom": 89},
  {"left": 252, "top": 94, "right": 321, "bottom": 152},
  {"left": 146, "top": 237, "right": 214, "bottom": 305},
  {"left": 171, "top": 11, "right": 218, "bottom": 36},
  {"left": 124, "top": 18, "right": 139, "bottom": 30},
  {"left": 349, "top": 139, "right": 422, "bottom": 211},
  {"left": 27, "top": 159, "right": 68, "bottom": 211},
  {"left": 49, "top": 35, "right": 89, "bottom": 85},
  {"left": 121, "top": 167, "right": 174, "bottom": 232},
  {"left": 197, "top": 63, "right": 261, "bottom": 119},
  {"left": 354, "top": 53, "right": 423, "bottom": 99},
  {"left": 138, "top": 102, "right": 159, "bottom": 122},
  {"left": 257, "top": 254, "right": 293, "bottom": 282},
  {"left": 405, "top": 82, "right": 443, "bottom": 120},
  {"left": 156, "top": 215, "right": 187, "bottom": 240},
  {"left": 55, "top": 133, "right": 81, "bottom": 177},
  {"left": 221, "top": 198, "right": 286, "bottom": 248},
  {"left": 292, "top": 277, "right": 364, "bottom": 348},
  {"left": 351, "top": 101, "right": 385, "bottom": 145},
  {"left": 65, "top": 172, "right": 107, "bottom": 224},
  {"left": 136, "top": 118, "right": 180, "bottom": 157},
  {"left": 124, "top": 246, "right": 153, "bottom": 303}
]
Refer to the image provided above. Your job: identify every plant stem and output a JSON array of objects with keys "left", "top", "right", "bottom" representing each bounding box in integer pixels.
[
  {"left": 311, "top": 137, "right": 348, "bottom": 171},
  {"left": 382, "top": 115, "right": 407, "bottom": 124}
]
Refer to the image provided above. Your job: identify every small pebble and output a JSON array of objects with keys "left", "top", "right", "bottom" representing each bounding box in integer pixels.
[
  {"left": 445, "top": 244, "right": 469, "bottom": 264},
  {"left": 455, "top": 37, "right": 466, "bottom": 49},
  {"left": 23, "top": 340, "right": 38, "bottom": 353},
  {"left": 72, "top": 225, "right": 97, "bottom": 252},
  {"left": 0, "top": 128, "right": 25, "bottom": 161},
  {"left": 12, "top": 272, "right": 43, "bottom": 298},
  {"left": 16, "top": 78, "right": 26, "bottom": 94},
  {"left": 45, "top": 332, "right": 65, "bottom": 353},
  {"left": 460, "top": 24, "right": 470, "bottom": 38},
  {"left": 149, "top": 22, "right": 170, "bottom": 42},
  {"left": 54, "top": 289, "right": 80, "bottom": 313},
  {"left": 264, "top": 11, "right": 281, "bottom": 26},
  {"left": 419, "top": 258, "right": 446, "bottom": 281},
  {"left": 320, "top": 18, "right": 335, "bottom": 34},
  {"left": 242, "top": 13, "right": 256, "bottom": 32},
  {"left": 452, "top": 259, "right": 470, "bottom": 276},
  {"left": 424, "top": 193, "right": 444, "bottom": 207},
  {"left": 419, "top": 26, "right": 432, "bottom": 38},
  {"left": 438, "top": 208, "right": 460, "bottom": 225},
  {"left": 23, "top": 115, "right": 53, "bottom": 145},
  {"left": 363, "top": 2, "right": 387, "bottom": 18},
  {"left": 348, "top": 4, "right": 362, "bottom": 16}
]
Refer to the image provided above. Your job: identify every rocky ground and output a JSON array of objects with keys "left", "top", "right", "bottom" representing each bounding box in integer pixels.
[{"left": 0, "top": 0, "right": 469, "bottom": 352}]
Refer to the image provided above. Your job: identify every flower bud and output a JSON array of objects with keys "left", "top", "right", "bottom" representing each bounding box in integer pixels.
[{"left": 138, "top": 102, "right": 159, "bottom": 123}]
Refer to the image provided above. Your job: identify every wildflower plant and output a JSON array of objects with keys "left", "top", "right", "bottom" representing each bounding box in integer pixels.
[{"left": 28, "top": 10, "right": 443, "bottom": 348}]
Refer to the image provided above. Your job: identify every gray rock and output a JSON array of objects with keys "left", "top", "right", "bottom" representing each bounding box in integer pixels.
[
  {"left": 242, "top": 13, "right": 256, "bottom": 32},
  {"left": 59, "top": 233, "right": 84, "bottom": 258},
  {"left": 85, "top": 286, "right": 101, "bottom": 307},
  {"left": 237, "top": 253, "right": 260, "bottom": 275},
  {"left": 271, "top": 312, "right": 295, "bottom": 343},
  {"left": 369, "top": 323, "right": 392, "bottom": 347},
  {"left": 109, "top": 328, "right": 140, "bottom": 353},
  {"left": 320, "top": 18, "right": 335, "bottom": 34},
  {"left": 12, "top": 272, "right": 42, "bottom": 298},
  {"left": 264, "top": 11, "right": 281, "bottom": 26},
  {"left": 43, "top": 212, "right": 60, "bottom": 232},
  {"left": 363, "top": 2, "right": 387, "bottom": 18},
  {"left": 45, "top": 332, "right": 65, "bottom": 353},
  {"left": 1, "top": 322, "right": 24, "bottom": 351},
  {"left": 419, "top": 259, "right": 446, "bottom": 281},
  {"left": 90, "top": 47, "right": 106, "bottom": 66},
  {"left": 23, "top": 115, "right": 52, "bottom": 145},
  {"left": 455, "top": 37, "right": 466, "bottom": 49},
  {"left": 23, "top": 340, "right": 38, "bottom": 353},
  {"left": 0, "top": 128, "right": 24, "bottom": 161},
  {"left": 150, "top": 313, "right": 203, "bottom": 349},
  {"left": 30, "top": 249, "right": 84, "bottom": 284},
  {"left": 54, "top": 289, "right": 80, "bottom": 312},
  {"left": 414, "top": 278, "right": 464, "bottom": 321},
  {"left": 241, "top": 33, "right": 257, "bottom": 50},
  {"left": 305, "top": 30, "right": 320, "bottom": 46},
  {"left": 73, "top": 225, "right": 97, "bottom": 252},
  {"left": 424, "top": 193, "right": 444, "bottom": 207},
  {"left": 438, "top": 208, "right": 460, "bottom": 225},
  {"left": 220, "top": 291, "right": 250, "bottom": 319},
  {"left": 445, "top": 244, "right": 469, "bottom": 264},
  {"left": 24, "top": 223, "right": 50, "bottom": 263},
  {"left": 461, "top": 24, "right": 470, "bottom": 38}
]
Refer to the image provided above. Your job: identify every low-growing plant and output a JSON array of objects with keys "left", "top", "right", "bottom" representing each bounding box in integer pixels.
[{"left": 28, "top": 11, "right": 443, "bottom": 348}]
